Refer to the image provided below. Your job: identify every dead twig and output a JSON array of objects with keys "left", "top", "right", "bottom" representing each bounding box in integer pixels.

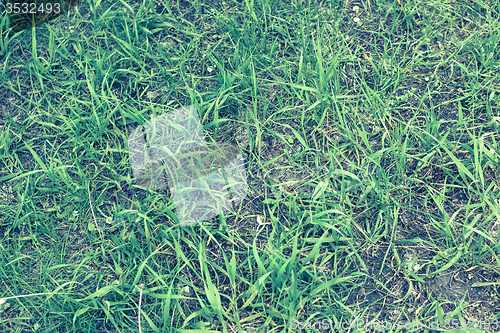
[
  {"left": 138, "top": 284, "right": 144, "bottom": 333},
  {"left": 88, "top": 181, "right": 100, "bottom": 231}
]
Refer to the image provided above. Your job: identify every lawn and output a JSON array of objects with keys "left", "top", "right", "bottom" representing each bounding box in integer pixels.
[{"left": 0, "top": 0, "right": 500, "bottom": 332}]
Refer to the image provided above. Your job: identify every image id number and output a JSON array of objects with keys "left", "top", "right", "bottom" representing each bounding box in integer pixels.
[
  {"left": 5, "top": 2, "right": 61, "bottom": 14},
  {"left": 442, "top": 318, "right": 498, "bottom": 330}
]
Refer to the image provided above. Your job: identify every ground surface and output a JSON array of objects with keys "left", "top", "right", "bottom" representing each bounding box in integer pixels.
[{"left": 0, "top": 0, "right": 500, "bottom": 332}]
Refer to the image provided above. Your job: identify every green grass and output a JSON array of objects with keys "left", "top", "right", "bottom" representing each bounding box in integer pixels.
[{"left": 0, "top": 0, "right": 500, "bottom": 331}]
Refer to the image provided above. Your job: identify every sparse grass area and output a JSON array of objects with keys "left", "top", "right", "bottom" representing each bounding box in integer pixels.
[{"left": 0, "top": 0, "right": 500, "bottom": 332}]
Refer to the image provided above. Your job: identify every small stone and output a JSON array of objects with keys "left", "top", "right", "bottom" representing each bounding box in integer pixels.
[{"left": 354, "top": 17, "right": 360, "bottom": 22}]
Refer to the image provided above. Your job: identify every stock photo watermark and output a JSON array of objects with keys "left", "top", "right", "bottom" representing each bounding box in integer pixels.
[
  {"left": 287, "top": 316, "right": 500, "bottom": 331},
  {"left": 128, "top": 104, "right": 248, "bottom": 226}
]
